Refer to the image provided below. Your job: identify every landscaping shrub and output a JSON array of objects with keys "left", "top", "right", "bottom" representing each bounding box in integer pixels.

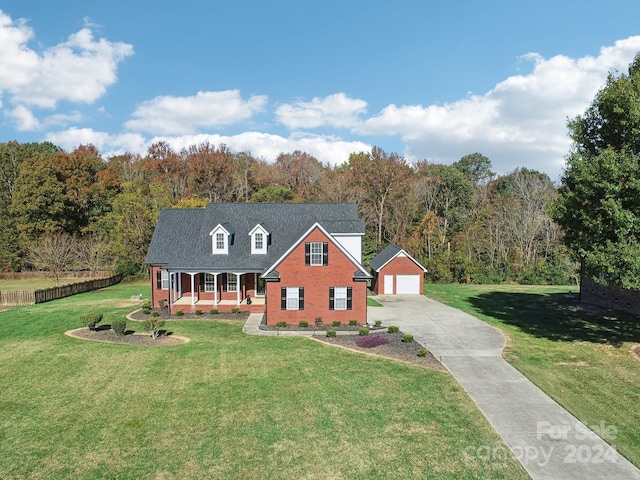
[
  {"left": 141, "top": 300, "right": 151, "bottom": 310},
  {"left": 152, "top": 311, "right": 160, "bottom": 317},
  {"left": 349, "top": 319, "right": 357, "bottom": 326},
  {"left": 402, "top": 333, "right": 414, "bottom": 343},
  {"left": 195, "top": 309, "right": 202, "bottom": 315},
  {"left": 332, "top": 320, "right": 341, "bottom": 327},
  {"left": 358, "top": 327, "right": 369, "bottom": 336},
  {"left": 326, "top": 330, "right": 336, "bottom": 338},
  {"left": 142, "top": 307, "right": 151, "bottom": 315},
  {"left": 355, "top": 335, "right": 390, "bottom": 348},
  {"left": 417, "top": 349, "right": 428, "bottom": 357},
  {"left": 210, "top": 309, "right": 219, "bottom": 315},
  {"left": 299, "top": 320, "right": 309, "bottom": 327},
  {"left": 80, "top": 314, "right": 103, "bottom": 331},
  {"left": 276, "top": 321, "right": 287, "bottom": 328},
  {"left": 112, "top": 319, "right": 127, "bottom": 336},
  {"left": 175, "top": 310, "right": 184, "bottom": 316},
  {"left": 315, "top": 317, "right": 323, "bottom": 326},
  {"left": 231, "top": 307, "right": 241, "bottom": 314},
  {"left": 374, "top": 320, "right": 382, "bottom": 327},
  {"left": 144, "top": 318, "right": 165, "bottom": 340},
  {"left": 387, "top": 325, "right": 400, "bottom": 333}
]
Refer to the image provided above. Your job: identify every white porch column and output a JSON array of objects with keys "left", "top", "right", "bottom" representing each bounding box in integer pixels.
[
  {"left": 213, "top": 273, "right": 219, "bottom": 306},
  {"left": 167, "top": 271, "right": 172, "bottom": 308},
  {"left": 189, "top": 273, "right": 196, "bottom": 305},
  {"left": 237, "top": 273, "right": 241, "bottom": 305}
]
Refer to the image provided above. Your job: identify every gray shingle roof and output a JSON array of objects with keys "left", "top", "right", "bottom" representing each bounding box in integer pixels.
[
  {"left": 145, "top": 203, "right": 365, "bottom": 271},
  {"left": 369, "top": 244, "right": 427, "bottom": 272},
  {"left": 369, "top": 244, "right": 402, "bottom": 272}
]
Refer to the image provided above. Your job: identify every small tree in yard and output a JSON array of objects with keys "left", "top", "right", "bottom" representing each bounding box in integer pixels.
[
  {"left": 144, "top": 318, "right": 165, "bottom": 340},
  {"left": 26, "top": 232, "right": 79, "bottom": 287}
]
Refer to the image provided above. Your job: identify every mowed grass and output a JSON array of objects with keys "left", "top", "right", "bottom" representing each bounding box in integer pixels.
[
  {"left": 0, "top": 277, "right": 90, "bottom": 291},
  {"left": 425, "top": 283, "right": 640, "bottom": 468},
  {"left": 0, "top": 281, "right": 527, "bottom": 480}
]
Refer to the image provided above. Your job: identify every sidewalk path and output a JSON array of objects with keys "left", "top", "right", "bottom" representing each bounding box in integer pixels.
[{"left": 369, "top": 294, "right": 640, "bottom": 480}]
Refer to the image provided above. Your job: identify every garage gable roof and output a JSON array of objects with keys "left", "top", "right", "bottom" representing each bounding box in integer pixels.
[{"left": 369, "top": 244, "right": 427, "bottom": 273}]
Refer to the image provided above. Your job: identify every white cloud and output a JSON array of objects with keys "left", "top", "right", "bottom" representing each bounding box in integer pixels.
[
  {"left": 5, "top": 105, "right": 39, "bottom": 130},
  {"left": 0, "top": 10, "right": 133, "bottom": 110},
  {"left": 46, "top": 127, "right": 370, "bottom": 166},
  {"left": 357, "top": 35, "right": 640, "bottom": 180},
  {"left": 275, "top": 93, "right": 367, "bottom": 129},
  {"left": 124, "top": 90, "right": 268, "bottom": 135}
]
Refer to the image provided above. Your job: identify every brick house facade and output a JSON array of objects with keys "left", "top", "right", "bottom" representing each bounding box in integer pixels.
[
  {"left": 370, "top": 244, "right": 426, "bottom": 295},
  {"left": 145, "top": 203, "right": 371, "bottom": 324}
]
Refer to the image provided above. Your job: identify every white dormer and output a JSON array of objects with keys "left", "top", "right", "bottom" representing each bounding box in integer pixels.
[
  {"left": 209, "top": 224, "right": 230, "bottom": 254},
  {"left": 249, "top": 224, "right": 269, "bottom": 255}
]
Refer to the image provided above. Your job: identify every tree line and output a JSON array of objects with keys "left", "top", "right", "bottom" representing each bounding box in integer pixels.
[{"left": 0, "top": 140, "right": 575, "bottom": 284}]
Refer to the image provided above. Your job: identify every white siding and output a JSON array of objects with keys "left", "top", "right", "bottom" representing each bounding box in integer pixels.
[{"left": 333, "top": 235, "right": 362, "bottom": 262}]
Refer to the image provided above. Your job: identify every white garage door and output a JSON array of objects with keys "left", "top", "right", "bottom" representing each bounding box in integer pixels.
[{"left": 396, "top": 275, "right": 420, "bottom": 294}]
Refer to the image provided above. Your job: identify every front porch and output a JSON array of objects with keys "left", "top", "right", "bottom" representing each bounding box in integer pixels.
[{"left": 171, "top": 295, "right": 266, "bottom": 314}]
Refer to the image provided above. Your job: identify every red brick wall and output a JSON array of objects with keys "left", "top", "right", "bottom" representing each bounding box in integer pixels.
[
  {"left": 265, "top": 227, "right": 368, "bottom": 325},
  {"left": 372, "top": 255, "right": 424, "bottom": 294}
]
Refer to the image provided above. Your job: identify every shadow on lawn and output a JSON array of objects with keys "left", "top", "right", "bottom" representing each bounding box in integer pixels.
[{"left": 469, "top": 292, "right": 640, "bottom": 347}]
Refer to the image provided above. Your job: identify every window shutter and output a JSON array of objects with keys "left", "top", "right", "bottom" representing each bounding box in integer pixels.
[
  {"left": 281, "top": 287, "right": 287, "bottom": 310},
  {"left": 323, "top": 242, "right": 329, "bottom": 265},
  {"left": 305, "top": 242, "right": 310, "bottom": 265},
  {"left": 329, "top": 287, "right": 335, "bottom": 310},
  {"left": 299, "top": 287, "right": 304, "bottom": 310},
  {"left": 156, "top": 271, "right": 162, "bottom": 290},
  {"left": 347, "top": 287, "right": 352, "bottom": 310}
]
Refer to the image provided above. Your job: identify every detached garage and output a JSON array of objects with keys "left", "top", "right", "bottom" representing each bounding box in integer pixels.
[{"left": 370, "top": 244, "right": 427, "bottom": 295}]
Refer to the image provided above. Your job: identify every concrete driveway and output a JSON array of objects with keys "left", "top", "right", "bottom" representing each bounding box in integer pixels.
[{"left": 370, "top": 294, "right": 640, "bottom": 480}]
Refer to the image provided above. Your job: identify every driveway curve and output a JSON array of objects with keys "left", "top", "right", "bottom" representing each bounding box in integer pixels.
[{"left": 370, "top": 294, "right": 640, "bottom": 480}]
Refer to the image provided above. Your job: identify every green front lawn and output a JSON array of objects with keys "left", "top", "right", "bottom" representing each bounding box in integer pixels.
[
  {"left": 0, "top": 281, "right": 527, "bottom": 479},
  {"left": 425, "top": 283, "right": 640, "bottom": 468}
]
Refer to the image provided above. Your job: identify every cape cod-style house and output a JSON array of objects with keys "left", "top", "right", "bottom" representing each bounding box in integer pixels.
[{"left": 145, "top": 203, "right": 371, "bottom": 325}]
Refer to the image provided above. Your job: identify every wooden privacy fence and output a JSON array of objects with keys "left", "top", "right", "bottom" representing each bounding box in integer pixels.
[{"left": 0, "top": 274, "right": 123, "bottom": 307}]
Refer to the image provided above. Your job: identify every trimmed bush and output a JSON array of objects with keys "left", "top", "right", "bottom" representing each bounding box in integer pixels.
[
  {"left": 358, "top": 327, "right": 369, "bottom": 336},
  {"left": 152, "top": 310, "right": 160, "bottom": 317},
  {"left": 141, "top": 307, "right": 151, "bottom": 315},
  {"left": 355, "top": 335, "right": 390, "bottom": 348},
  {"left": 299, "top": 320, "right": 309, "bottom": 327},
  {"left": 175, "top": 310, "right": 184, "bottom": 316},
  {"left": 276, "top": 321, "right": 287, "bottom": 328},
  {"left": 231, "top": 307, "right": 241, "bottom": 314},
  {"left": 349, "top": 319, "right": 357, "bottom": 326},
  {"left": 332, "top": 320, "right": 341, "bottom": 327},
  {"left": 80, "top": 314, "right": 103, "bottom": 331},
  {"left": 374, "top": 320, "right": 382, "bottom": 327},
  {"left": 387, "top": 325, "right": 400, "bottom": 333},
  {"left": 417, "top": 348, "right": 428, "bottom": 357},
  {"left": 402, "top": 333, "right": 414, "bottom": 343},
  {"left": 141, "top": 300, "right": 151, "bottom": 310},
  {"left": 144, "top": 318, "right": 165, "bottom": 340},
  {"left": 195, "top": 309, "right": 202, "bottom": 315},
  {"left": 326, "top": 329, "right": 336, "bottom": 338},
  {"left": 315, "top": 317, "right": 322, "bottom": 325},
  {"left": 210, "top": 309, "right": 219, "bottom": 315},
  {"left": 112, "top": 319, "right": 127, "bottom": 336}
]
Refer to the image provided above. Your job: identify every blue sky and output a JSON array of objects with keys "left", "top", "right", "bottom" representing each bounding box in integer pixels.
[{"left": 1, "top": 1, "right": 639, "bottom": 181}]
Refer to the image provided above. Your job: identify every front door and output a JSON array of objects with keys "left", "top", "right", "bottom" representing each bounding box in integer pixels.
[
  {"left": 383, "top": 275, "right": 394, "bottom": 294},
  {"left": 256, "top": 274, "right": 266, "bottom": 296}
]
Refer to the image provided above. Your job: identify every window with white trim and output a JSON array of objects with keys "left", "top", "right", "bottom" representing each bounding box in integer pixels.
[
  {"left": 255, "top": 232, "right": 263, "bottom": 250},
  {"left": 329, "top": 287, "right": 352, "bottom": 310},
  {"left": 204, "top": 273, "right": 215, "bottom": 292},
  {"left": 156, "top": 269, "right": 169, "bottom": 290},
  {"left": 216, "top": 233, "right": 225, "bottom": 250},
  {"left": 227, "top": 273, "right": 238, "bottom": 292},
  {"left": 281, "top": 287, "right": 304, "bottom": 310}
]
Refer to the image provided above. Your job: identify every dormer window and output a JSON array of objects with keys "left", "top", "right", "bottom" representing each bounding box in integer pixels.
[
  {"left": 249, "top": 224, "right": 269, "bottom": 254},
  {"left": 210, "top": 224, "right": 230, "bottom": 254}
]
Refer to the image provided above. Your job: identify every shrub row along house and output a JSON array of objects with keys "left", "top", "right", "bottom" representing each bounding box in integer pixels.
[{"left": 145, "top": 203, "right": 373, "bottom": 325}]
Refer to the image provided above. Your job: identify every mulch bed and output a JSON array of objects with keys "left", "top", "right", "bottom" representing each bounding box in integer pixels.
[
  {"left": 314, "top": 332, "right": 445, "bottom": 370},
  {"left": 632, "top": 345, "right": 640, "bottom": 362},
  {"left": 260, "top": 323, "right": 386, "bottom": 332},
  {"left": 65, "top": 327, "right": 189, "bottom": 346},
  {"left": 129, "top": 309, "right": 249, "bottom": 322}
]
